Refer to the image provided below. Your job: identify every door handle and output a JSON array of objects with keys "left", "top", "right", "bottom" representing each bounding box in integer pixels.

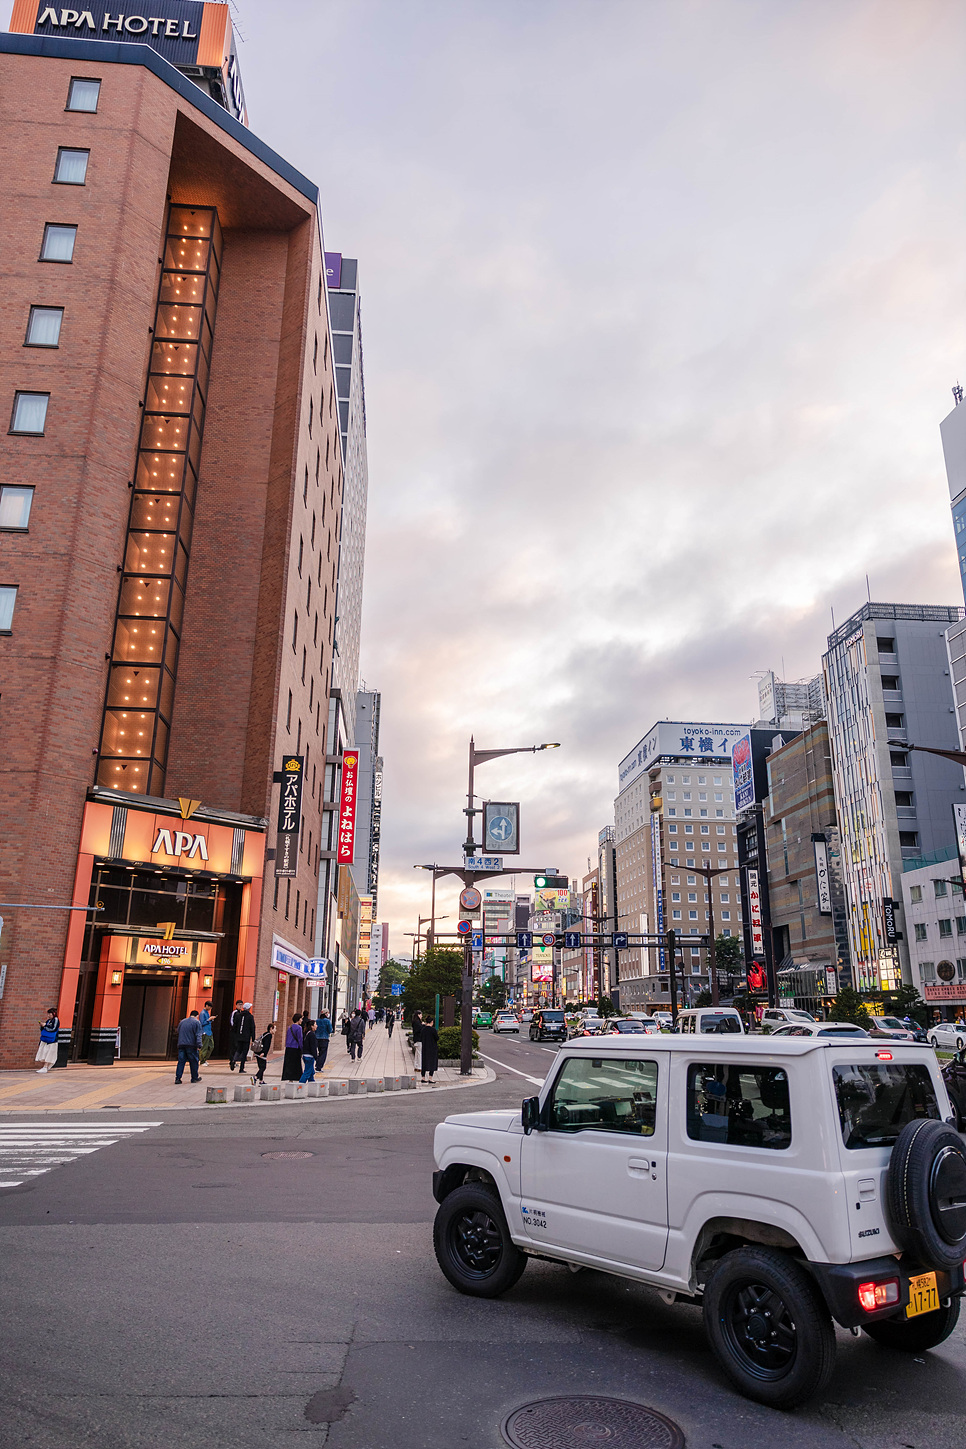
[{"left": 627, "top": 1157, "right": 652, "bottom": 1173}]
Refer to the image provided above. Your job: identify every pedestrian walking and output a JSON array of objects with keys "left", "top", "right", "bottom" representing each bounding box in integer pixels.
[
  {"left": 252, "top": 1022, "right": 274, "bottom": 1083},
  {"left": 367, "top": 1005, "right": 376, "bottom": 1030},
  {"left": 231, "top": 1002, "right": 256, "bottom": 1072},
  {"left": 411, "top": 1010, "right": 423, "bottom": 1073},
  {"left": 299, "top": 1021, "right": 318, "bottom": 1082},
  {"left": 316, "top": 1010, "right": 333, "bottom": 1070},
  {"left": 340, "top": 1011, "right": 352, "bottom": 1054},
  {"left": 199, "top": 1000, "right": 216, "bottom": 1063},
  {"left": 348, "top": 1008, "right": 367, "bottom": 1061},
  {"left": 419, "top": 1018, "right": 439, "bottom": 1086},
  {"left": 227, "top": 999, "right": 244, "bottom": 1070},
  {"left": 281, "top": 1015, "right": 303, "bottom": 1080},
  {"left": 174, "top": 1010, "right": 203, "bottom": 1084},
  {"left": 386, "top": 1010, "right": 395, "bottom": 1039},
  {"left": 35, "top": 1006, "right": 60, "bottom": 1073}
]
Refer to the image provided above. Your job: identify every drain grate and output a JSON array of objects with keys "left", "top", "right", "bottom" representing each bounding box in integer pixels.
[
  {"left": 261, "top": 1150, "right": 315, "bottom": 1159},
  {"left": 501, "top": 1397, "right": 685, "bottom": 1449}
]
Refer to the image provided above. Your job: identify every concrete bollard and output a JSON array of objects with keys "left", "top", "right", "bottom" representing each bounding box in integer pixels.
[
  {"left": 364, "top": 1077, "right": 384, "bottom": 1093},
  {"left": 399, "top": 1075, "right": 416, "bottom": 1090},
  {"left": 205, "top": 1086, "right": 227, "bottom": 1104},
  {"left": 281, "top": 1082, "right": 298, "bottom": 1099},
  {"left": 327, "top": 1080, "right": 348, "bottom": 1096},
  {"left": 293, "top": 1083, "right": 308, "bottom": 1100},
  {"left": 383, "top": 1075, "right": 400, "bottom": 1091},
  {"left": 260, "top": 1083, "right": 282, "bottom": 1102},
  {"left": 233, "top": 1083, "right": 255, "bottom": 1103},
  {"left": 346, "top": 1078, "right": 367, "bottom": 1094},
  {"left": 304, "top": 1081, "right": 320, "bottom": 1098}
]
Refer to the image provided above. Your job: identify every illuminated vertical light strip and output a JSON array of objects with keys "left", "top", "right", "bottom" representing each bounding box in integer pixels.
[{"left": 97, "top": 206, "right": 222, "bottom": 795}]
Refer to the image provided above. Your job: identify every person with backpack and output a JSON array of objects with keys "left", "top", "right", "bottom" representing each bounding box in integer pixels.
[
  {"left": 252, "top": 1021, "right": 274, "bottom": 1084},
  {"left": 348, "top": 1008, "right": 367, "bottom": 1061}
]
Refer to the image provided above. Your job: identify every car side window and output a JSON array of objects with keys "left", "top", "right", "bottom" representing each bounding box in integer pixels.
[
  {"left": 687, "top": 1063, "right": 791, "bottom": 1149},
  {"left": 549, "top": 1056, "right": 658, "bottom": 1136}
]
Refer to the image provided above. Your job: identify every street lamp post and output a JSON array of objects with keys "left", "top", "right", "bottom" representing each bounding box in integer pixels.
[
  {"left": 686, "top": 863, "right": 732, "bottom": 1006},
  {"left": 459, "top": 736, "right": 560, "bottom": 1074}
]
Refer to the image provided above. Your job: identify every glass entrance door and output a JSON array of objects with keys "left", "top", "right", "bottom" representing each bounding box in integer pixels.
[{"left": 119, "top": 977, "right": 175, "bottom": 1057}]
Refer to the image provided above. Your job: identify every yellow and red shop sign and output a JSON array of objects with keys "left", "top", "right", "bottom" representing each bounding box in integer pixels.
[
  {"left": 338, "top": 753, "right": 359, "bottom": 864},
  {"left": 79, "top": 800, "right": 265, "bottom": 878}
]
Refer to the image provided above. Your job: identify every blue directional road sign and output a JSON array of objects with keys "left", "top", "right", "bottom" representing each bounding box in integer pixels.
[
  {"left": 391, "top": 983, "right": 402, "bottom": 996},
  {"left": 613, "top": 932, "right": 629, "bottom": 949},
  {"left": 564, "top": 932, "right": 581, "bottom": 949},
  {"left": 471, "top": 932, "right": 483, "bottom": 950},
  {"left": 517, "top": 931, "right": 532, "bottom": 950},
  {"left": 457, "top": 919, "right": 472, "bottom": 935}
]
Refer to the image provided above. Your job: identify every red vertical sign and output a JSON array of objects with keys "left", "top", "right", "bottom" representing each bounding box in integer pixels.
[{"left": 337, "top": 752, "right": 358, "bottom": 863}]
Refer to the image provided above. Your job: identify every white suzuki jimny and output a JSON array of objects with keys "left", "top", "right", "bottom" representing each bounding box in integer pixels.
[{"left": 432, "top": 1036, "right": 966, "bottom": 1409}]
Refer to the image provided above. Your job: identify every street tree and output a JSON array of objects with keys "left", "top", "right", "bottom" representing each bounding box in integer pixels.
[{"left": 402, "top": 947, "right": 462, "bottom": 1019}]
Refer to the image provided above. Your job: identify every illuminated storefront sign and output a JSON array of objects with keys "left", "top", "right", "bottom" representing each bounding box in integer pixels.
[
  {"left": 151, "top": 828, "right": 208, "bottom": 860},
  {"left": 275, "top": 755, "right": 303, "bottom": 878},
  {"left": 747, "top": 868, "right": 765, "bottom": 957},
  {"left": 337, "top": 752, "right": 358, "bottom": 864}
]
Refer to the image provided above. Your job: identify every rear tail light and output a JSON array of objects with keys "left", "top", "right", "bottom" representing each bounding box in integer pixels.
[
  {"left": 857, "top": 1278, "right": 900, "bottom": 1312},
  {"left": 876, "top": 1050, "right": 893, "bottom": 1060}
]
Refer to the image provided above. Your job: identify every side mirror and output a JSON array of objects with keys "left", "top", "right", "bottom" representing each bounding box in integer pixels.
[{"left": 522, "top": 1096, "right": 542, "bottom": 1135}]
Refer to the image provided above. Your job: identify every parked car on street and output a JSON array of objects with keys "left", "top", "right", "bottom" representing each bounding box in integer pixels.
[
  {"left": 433, "top": 1036, "right": 966, "bottom": 1410},
  {"left": 603, "top": 1019, "right": 647, "bottom": 1034},
  {"left": 770, "top": 1022, "right": 869, "bottom": 1039},
  {"left": 492, "top": 1012, "right": 520, "bottom": 1034},
  {"left": 930, "top": 1020, "right": 966, "bottom": 1053},
  {"left": 569, "top": 1016, "right": 605, "bottom": 1037},
  {"left": 869, "top": 1016, "right": 919, "bottom": 1042},
  {"left": 761, "top": 1007, "right": 817, "bottom": 1029},
  {"left": 528, "top": 1010, "right": 568, "bottom": 1043}
]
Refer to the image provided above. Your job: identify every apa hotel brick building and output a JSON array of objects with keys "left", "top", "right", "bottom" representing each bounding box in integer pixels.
[{"left": 0, "top": 12, "right": 355, "bottom": 1066}]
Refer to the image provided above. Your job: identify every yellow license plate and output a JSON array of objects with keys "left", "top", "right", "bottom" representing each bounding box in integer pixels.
[{"left": 906, "top": 1271, "right": 940, "bottom": 1319}]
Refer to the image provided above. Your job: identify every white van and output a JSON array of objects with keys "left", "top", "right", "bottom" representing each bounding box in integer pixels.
[{"left": 676, "top": 1007, "right": 745, "bottom": 1034}]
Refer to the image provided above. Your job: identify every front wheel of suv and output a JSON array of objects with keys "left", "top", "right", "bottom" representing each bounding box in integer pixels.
[
  {"left": 703, "top": 1246, "right": 835, "bottom": 1409},
  {"left": 433, "top": 1183, "right": 528, "bottom": 1298},
  {"left": 864, "top": 1296, "right": 960, "bottom": 1352}
]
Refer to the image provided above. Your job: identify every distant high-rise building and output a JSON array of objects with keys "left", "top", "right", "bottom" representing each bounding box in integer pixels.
[
  {"left": 823, "top": 603, "right": 965, "bottom": 993},
  {"left": 349, "top": 690, "right": 382, "bottom": 912},
  {"left": 756, "top": 670, "right": 825, "bottom": 730},
  {"left": 940, "top": 393, "right": 966, "bottom": 750},
  {"left": 613, "top": 722, "right": 746, "bottom": 1010}
]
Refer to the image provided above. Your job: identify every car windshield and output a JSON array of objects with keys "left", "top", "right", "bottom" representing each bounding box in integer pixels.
[
  {"left": 833, "top": 1064, "right": 941, "bottom": 1150},
  {"left": 879, "top": 1018, "right": 906, "bottom": 1030},
  {"left": 611, "top": 1021, "right": 644, "bottom": 1031},
  {"left": 700, "top": 1014, "right": 742, "bottom": 1034}
]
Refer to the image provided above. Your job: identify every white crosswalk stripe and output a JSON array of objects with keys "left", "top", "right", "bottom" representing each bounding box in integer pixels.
[{"left": 0, "top": 1121, "right": 161, "bottom": 1188}]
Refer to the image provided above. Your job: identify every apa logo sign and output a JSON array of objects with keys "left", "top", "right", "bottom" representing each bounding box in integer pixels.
[{"left": 151, "top": 829, "right": 209, "bottom": 860}]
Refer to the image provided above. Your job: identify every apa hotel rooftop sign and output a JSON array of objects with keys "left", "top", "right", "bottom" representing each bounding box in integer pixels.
[{"left": 9, "top": 1, "right": 248, "bottom": 123}]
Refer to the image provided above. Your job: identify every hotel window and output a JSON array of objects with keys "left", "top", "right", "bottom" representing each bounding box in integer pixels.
[
  {"left": 701, "top": 825, "right": 710, "bottom": 834},
  {"left": 688, "top": 893, "right": 697, "bottom": 902},
  {"left": 66, "top": 77, "right": 100, "bottom": 111},
  {"left": 298, "top": 536, "right": 303, "bottom": 575},
  {"left": 684, "top": 825, "right": 693, "bottom": 835},
  {"left": 914, "top": 923, "right": 928, "bottom": 942},
  {"left": 292, "top": 612, "right": 298, "bottom": 649},
  {"left": 700, "top": 809, "right": 708, "bottom": 817},
  {"left": 10, "top": 391, "right": 49, "bottom": 434},
  {"left": 682, "top": 792, "right": 691, "bottom": 800},
  {"left": 684, "top": 809, "right": 692, "bottom": 817},
  {"left": 0, "top": 486, "right": 34, "bottom": 530},
  {"left": 668, "top": 808, "right": 676, "bottom": 816},
  {"left": 689, "top": 910, "right": 698, "bottom": 920},
  {"left": 934, "top": 879, "right": 948, "bottom": 898},
  {"left": 40, "top": 223, "right": 76, "bottom": 262},
  {"left": 721, "top": 911, "right": 731, "bottom": 920},
  {"left": 286, "top": 690, "right": 293, "bottom": 731},
  {"left": 672, "top": 910, "right": 681, "bottom": 920},
  {"left": 715, "top": 809, "right": 723, "bottom": 817},
  {"left": 0, "top": 586, "right": 17, "bottom": 631},
  {"left": 714, "top": 792, "right": 723, "bottom": 801},
  {"left": 671, "top": 892, "right": 681, "bottom": 902},
  {"left": 720, "top": 893, "right": 729, "bottom": 902},
  {"left": 698, "top": 792, "right": 707, "bottom": 801},
  {"left": 25, "top": 306, "right": 63, "bottom": 347},
  {"left": 53, "top": 147, "right": 89, "bottom": 185},
  {"left": 958, "top": 916, "right": 966, "bottom": 935},
  {"left": 939, "top": 919, "right": 953, "bottom": 939}
]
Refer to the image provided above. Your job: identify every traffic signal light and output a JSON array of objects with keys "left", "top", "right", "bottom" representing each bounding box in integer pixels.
[{"left": 534, "top": 873, "right": 568, "bottom": 889}]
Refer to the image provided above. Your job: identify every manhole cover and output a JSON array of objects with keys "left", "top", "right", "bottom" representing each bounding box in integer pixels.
[
  {"left": 501, "top": 1397, "right": 685, "bottom": 1449},
  {"left": 261, "top": 1151, "right": 315, "bottom": 1160}
]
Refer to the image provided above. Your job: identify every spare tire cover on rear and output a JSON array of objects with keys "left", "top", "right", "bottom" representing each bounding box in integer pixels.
[{"left": 886, "top": 1118, "right": 966, "bottom": 1270}]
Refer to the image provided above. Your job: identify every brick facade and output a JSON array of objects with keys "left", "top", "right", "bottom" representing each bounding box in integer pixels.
[{"left": 0, "top": 44, "right": 342, "bottom": 1066}]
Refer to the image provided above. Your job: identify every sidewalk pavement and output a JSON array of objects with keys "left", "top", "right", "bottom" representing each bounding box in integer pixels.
[{"left": 0, "top": 1021, "right": 487, "bottom": 1112}]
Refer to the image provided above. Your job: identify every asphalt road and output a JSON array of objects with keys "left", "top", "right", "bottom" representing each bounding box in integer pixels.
[{"left": 1, "top": 1036, "right": 964, "bottom": 1449}]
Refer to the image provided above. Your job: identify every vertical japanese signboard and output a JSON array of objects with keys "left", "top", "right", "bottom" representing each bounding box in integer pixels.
[
  {"left": 747, "top": 867, "right": 765, "bottom": 958},
  {"left": 275, "top": 755, "right": 303, "bottom": 878},
  {"left": 812, "top": 834, "right": 832, "bottom": 915},
  {"left": 337, "top": 752, "right": 359, "bottom": 864},
  {"left": 953, "top": 803, "right": 966, "bottom": 887},
  {"left": 732, "top": 732, "right": 755, "bottom": 813}
]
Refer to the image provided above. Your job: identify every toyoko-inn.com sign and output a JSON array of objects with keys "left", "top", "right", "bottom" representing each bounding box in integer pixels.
[{"left": 619, "top": 722, "right": 749, "bottom": 792}]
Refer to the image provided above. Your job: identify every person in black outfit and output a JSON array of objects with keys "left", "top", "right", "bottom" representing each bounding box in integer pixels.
[
  {"left": 227, "top": 999, "right": 244, "bottom": 1070},
  {"left": 231, "top": 1003, "right": 256, "bottom": 1072},
  {"left": 386, "top": 1010, "right": 395, "bottom": 1038},
  {"left": 419, "top": 1018, "right": 439, "bottom": 1085},
  {"left": 252, "top": 1022, "right": 274, "bottom": 1083}
]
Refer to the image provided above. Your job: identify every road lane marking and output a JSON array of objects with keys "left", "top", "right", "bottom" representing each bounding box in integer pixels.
[
  {"left": 478, "top": 1052, "right": 544, "bottom": 1085},
  {"left": 0, "top": 1121, "right": 161, "bottom": 1189}
]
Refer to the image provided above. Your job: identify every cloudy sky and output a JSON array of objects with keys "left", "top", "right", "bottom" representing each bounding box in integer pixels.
[{"left": 239, "top": 0, "right": 965, "bottom": 953}]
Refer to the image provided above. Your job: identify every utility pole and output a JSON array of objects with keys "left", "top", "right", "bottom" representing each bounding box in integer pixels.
[{"left": 666, "top": 927, "right": 680, "bottom": 1028}]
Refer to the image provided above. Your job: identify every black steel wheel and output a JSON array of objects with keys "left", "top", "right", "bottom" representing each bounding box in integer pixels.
[
  {"left": 433, "top": 1182, "right": 527, "bottom": 1298},
  {"left": 703, "top": 1247, "right": 835, "bottom": 1409},
  {"left": 864, "top": 1296, "right": 960, "bottom": 1352}
]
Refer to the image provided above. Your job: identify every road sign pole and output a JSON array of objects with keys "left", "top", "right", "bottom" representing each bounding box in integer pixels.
[
  {"left": 666, "top": 927, "right": 680, "bottom": 1029},
  {"left": 461, "top": 930, "right": 473, "bottom": 1075}
]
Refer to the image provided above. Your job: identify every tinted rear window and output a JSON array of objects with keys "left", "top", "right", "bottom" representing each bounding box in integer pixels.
[
  {"left": 687, "top": 1063, "right": 791, "bottom": 1149},
  {"left": 833, "top": 1064, "right": 941, "bottom": 1150},
  {"left": 700, "top": 1014, "right": 742, "bottom": 1034},
  {"left": 542, "top": 1011, "right": 565, "bottom": 1021}
]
